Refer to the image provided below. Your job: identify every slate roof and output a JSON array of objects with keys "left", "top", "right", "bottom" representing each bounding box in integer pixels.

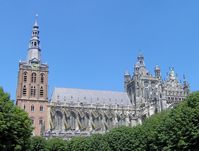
[{"left": 50, "top": 88, "right": 131, "bottom": 106}]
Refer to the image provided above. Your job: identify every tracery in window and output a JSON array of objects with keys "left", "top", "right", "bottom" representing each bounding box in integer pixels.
[
  {"left": 39, "top": 119, "right": 44, "bottom": 125},
  {"left": 40, "top": 105, "right": 44, "bottom": 112},
  {"left": 40, "top": 73, "right": 44, "bottom": 83},
  {"left": 22, "top": 85, "right": 27, "bottom": 96},
  {"left": 31, "top": 73, "right": 36, "bottom": 83},
  {"left": 55, "top": 111, "right": 63, "bottom": 130},
  {"left": 31, "top": 86, "right": 36, "bottom": 97},
  {"left": 31, "top": 105, "right": 34, "bottom": 112},
  {"left": 69, "top": 111, "right": 76, "bottom": 130},
  {"left": 40, "top": 86, "right": 44, "bottom": 97},
  {"left": 23, "top": 72, "right": 27, "bottom": 82}
]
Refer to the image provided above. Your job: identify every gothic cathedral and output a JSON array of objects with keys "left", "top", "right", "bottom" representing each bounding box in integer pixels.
[{"left": 16, "top": 17, "right": 189, "bottom": 138}]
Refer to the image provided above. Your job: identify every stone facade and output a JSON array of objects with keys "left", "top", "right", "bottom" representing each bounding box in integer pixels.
[
  {"left": 47, "top": 88, "right": 138, "bottom": 138},
  {"left": 124, "top": 55, "right": 189, "bottom": 119},
  {"left": 16, "top": 18, "right": 189, "bottom": 138}
]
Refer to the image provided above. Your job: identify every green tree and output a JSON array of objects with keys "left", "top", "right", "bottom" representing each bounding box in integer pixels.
[
  {"left": 66, "top": 136, "right": 89, "bottom": 151},
  {"left": 86, "top": 134, "right": 111, "bottom": 151},
  {"left": 155, "top": 92, "right": 199, "bottom": 150},
  {"left": 30, "top": 136, "right": 47, "bottom": 151},
  {"left": 46, "top": 137, "right": 67, "bottom": 151},
  {"left": 0, "top": 87, "right": 33, "bottom": 151},
  {"left": 104, "top": 126, "right": 136, "bottom": 151}
]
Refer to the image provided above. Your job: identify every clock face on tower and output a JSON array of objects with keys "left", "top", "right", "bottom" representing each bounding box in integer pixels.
[{"left": 31, "top": 62, "right": 39, "bottom": 70}]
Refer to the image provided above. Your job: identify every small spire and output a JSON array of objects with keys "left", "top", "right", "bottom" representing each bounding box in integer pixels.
[
  {"left": 34, "top": 14, "right": 39, "bottom": 27},
  {"left": 169, "top": 67, "right": 176, "bottom": 80},
  {"left": 155, "top": 65, "right": 160, "bottom": 70},
  {"left": 183, "top": 74, "right": 186, "bottom": 80},
  {"left": 124, "top": 70, "right": 130, "bottom": 76}
]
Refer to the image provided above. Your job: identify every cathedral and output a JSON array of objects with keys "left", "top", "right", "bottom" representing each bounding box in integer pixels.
[{"left": 16, "top": 18, "right": 189, "bottom": 139}]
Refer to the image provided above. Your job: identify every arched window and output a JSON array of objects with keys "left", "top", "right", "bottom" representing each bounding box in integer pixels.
[
  {"left": 39, "top": 118, "right": 44, "bottom": 125},
  {"left": 23, "top": 105, "right": 26, "bottom": 110},
  {"left": 31, "top": 86, "right": 36, "bottom": 97},
  {"left": 79, "top": 112, "right": 89, "bottom": 131},
  {"left": 40, "top": 105, "right": 44, "bottom": 112},
  {"left": 40, "top": 73, "right": 44, "bottom": 83},
  {"left": 55, "top": 111, "right": 63, "bottom": 130},
  {"left": 34, "top": 42, "right": 37, "bottom": 47},
  {"left": 31, "top": 105, "right": 34, "bottom": 112},
  {"left": 22, "top": 85, "right": 27, "bottom": 96},
  {"left": 31, "top": 73, "right": 36, "bottom": 83},
  {"left": 92, "top": 113, "right": 102, "bottom": 131},
  {"left": 40, "top": 86, "right": 44, "bottom": 97},
  {"left": 70, "top": 111, "right": 76, "bottom": 130},
  {"left": 105, "top": 113, "right": 113, "bottom": 129},
  {"left": 118, "top": 114, "right": 126, "bottom": 126},
  {"left": 23, "top": 72, "right": 27, "bottom": 82}
]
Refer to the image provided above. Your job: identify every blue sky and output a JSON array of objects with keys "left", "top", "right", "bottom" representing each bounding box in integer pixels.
[{"left": 0, "top": 0, "right": 198, "bottom": 101}]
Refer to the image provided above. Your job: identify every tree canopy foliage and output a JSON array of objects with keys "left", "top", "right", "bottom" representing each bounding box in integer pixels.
[
  {"left": 104, "top": 92, "right": 199, "bottom": 150},
  {"left": 0, "top": 87, "right": 33, "bottom": 151}
]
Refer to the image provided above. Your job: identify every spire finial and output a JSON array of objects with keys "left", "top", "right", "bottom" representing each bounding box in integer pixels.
[
  {"left": 34, "top": 14, "right": 39, "bottom": 27},
  {"left": 183, "top": 74, "right": 186, "bottom": 80}
]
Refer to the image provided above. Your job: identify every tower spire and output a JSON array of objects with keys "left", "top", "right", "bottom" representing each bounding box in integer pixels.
[
  {"left": 27, "top": 14, "right": 41, "bottom": 64},
  {"left": 34, "top": 14, "right": 38, "bottom": 27}
]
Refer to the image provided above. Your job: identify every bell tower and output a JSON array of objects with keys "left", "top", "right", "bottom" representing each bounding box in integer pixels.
[{"left": 16, "top": 15, "right": 49, "bottom": 136}]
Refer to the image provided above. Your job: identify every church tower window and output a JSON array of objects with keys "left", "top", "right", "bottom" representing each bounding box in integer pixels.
[
  {"left": 31, "top": 73, "right": 36, "bottom": 83},
  {"left": 31, "top": 105, "right": 34, "bottom": 112},
  {"left": 31, "top": 86, "right": 36, "bottom": 97},
  {"left": 40, "top": 86, "right": 44, "bottom": 97},
  {"left": 23, "top": 72, "right": 27, "bottom": 82},
  {"left": 39, "top": 119, "right": 44, "bottom": 125},
  {"left": 22, "top": 85, "right": 27, "bottom": 96},
  {"left": 40, "top": 105, "right": 44, "bottom": 112},
  {"left": 40, "top": 73, "right": 44, "bottom": 83},
  {"left": 34, "top": 42, "right": 37, "bottom": 47}
]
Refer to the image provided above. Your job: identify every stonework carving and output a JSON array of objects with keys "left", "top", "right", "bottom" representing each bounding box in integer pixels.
[{"left": 47, "top": 55, "right": 189, "bottom": 139}]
